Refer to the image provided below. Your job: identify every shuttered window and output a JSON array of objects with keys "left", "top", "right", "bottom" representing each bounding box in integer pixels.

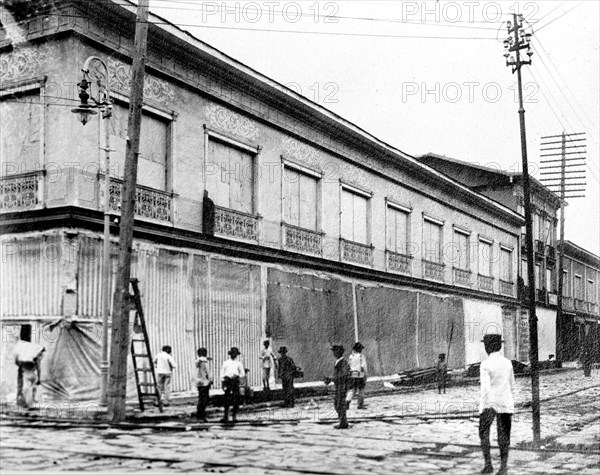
[
  {"left": 341, "top": 188, "right": 368, "bottom": 244},
  {"left": 283, "top": 167, "right": 318, "bottom": 230}
]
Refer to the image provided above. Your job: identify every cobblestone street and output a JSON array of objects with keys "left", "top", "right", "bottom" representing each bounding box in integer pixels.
[{"left": 1, "top": 370, "right": 598, "bottom": 474}]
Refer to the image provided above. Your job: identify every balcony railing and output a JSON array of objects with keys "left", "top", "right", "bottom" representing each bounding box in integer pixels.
[
  {"left": 453, "top": 267, "right": 471, "bottom": 287},
  {"left": 563, "top": 296, "right": 574, "bottom": 309},
  {"left": 340, "top": 238, "right": 373, "bottom": 267},
  {"left": 478, "top": 274, "right": 494, "bottom": 292},
  {"left": 499, "top": 279, "right": 514, "bottom": 297},
  {"left": 537, "top": 288, "right": 547, "bottom": 304},
  {"left": 214, "top": 206, "right": 259, "bottom": 242},
  {"left": 1, "top": 171, "right": 44, "bottom": 212},
  {"left": 282, "top": 223, "right": 323, "bottom": 256},
  {"left": 546, "top": 246, "right": 556, "bottom": 268},
  {"left": 588, "top": 302, "right": 599, "bottom": 314},
  {"left": 574, "top": 298, "right": 585, "bottom": 311},
  {"left": 104, "top": 176, "right": 174, "bottom": 223},
  {"left": 534, "top": 240, "right": 544, "bottom": 262},
  {"left": 423, "top": 260, "right": 445, "bottom": 282},
  {"left": 387, "top": 250, "right": 412, "bottom": 275}
]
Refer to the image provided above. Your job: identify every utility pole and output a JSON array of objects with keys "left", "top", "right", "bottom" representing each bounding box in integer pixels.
[
  {"left": 539, "top": 132, "right": 587, "bottom": 362},
  {"left": 504, "top": 13, "right": 540, "bottom": 448},
  {"left": 107, "top": 0, "right": 150, "bottom": 422}
]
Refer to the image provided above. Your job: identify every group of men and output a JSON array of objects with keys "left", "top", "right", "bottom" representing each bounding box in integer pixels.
[{"left": 12, "top": 326, "right": 546, "bottom": 475}]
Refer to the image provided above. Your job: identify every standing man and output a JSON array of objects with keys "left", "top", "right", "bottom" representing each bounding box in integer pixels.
[
  {"left": 479, "top": 334, "right": 515, "bottom": 475},
  {"left": 260, "top": 340, "right": 277, "bottom": 391},
  {"left": 14, "top": 325, "right": 45, "bottom": 410},
  {"left": 324, "top": 344, "right": 350, "bottom": 429},
  {"left": 346, "top": 342, "right": 367, "bottom": 410},
  {"left": 195, "top": 347, "right": 212, "bottom": 422},
  {"left": 155, "top": 345, "right": 176, "bottom": 406},
  {"left": 277, "top": 346, "right": 296, "bottom": 408},
  {"left": 436, "top": 353, "right": 448, "bottom": 394},
  {"left": 580, "top": 332, "right": 593, "bottom": 377},
  {"left": 220, "top": 347, "right": 245, "bottom": 423}
]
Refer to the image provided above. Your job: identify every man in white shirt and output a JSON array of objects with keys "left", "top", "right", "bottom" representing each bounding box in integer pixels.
[
  {"left": 479, "top": 334, "right": 515, "bottom": 475},
  {"left": 346, "top": 342, "right": 367, "bottom": 410},
  {"left": 14, "top": 325, "right": 45, "bottom": 409},
  {"left": 154, "top": 345, "right": 176, "bottom": 406},
  {"left": 220, "top": 347, "right": 245, "bottom": 422}
]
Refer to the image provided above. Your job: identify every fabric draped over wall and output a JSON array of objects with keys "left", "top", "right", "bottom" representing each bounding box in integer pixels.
[{"left": 266, "top": 269, "right": 355, "bottom": 381}]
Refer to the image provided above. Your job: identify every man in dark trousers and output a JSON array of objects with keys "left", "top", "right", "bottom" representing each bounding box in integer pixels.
[
  {"left": 324, "top": 344, "right": 350, "bottom": 429},
  {"left": 479, "top": 334, "right": 515, "bottom": 475},
  {"left": 277, "top": 346, "right": 296, "bottom": 408}
]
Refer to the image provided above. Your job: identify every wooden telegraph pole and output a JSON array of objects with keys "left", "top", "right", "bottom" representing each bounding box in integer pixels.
[
  {"left": 504, "top": 13, "right": 540, "bottom": 448},
  {"left": 539, "top": 132, "right": 587, "bottom": 362},
  {"left": 107, "top": 0, "right": 150, "bottom": 422}
]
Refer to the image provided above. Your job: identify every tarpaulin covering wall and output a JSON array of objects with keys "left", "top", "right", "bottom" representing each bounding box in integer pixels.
[
  {"left": 415, "top": 293, "right": 465, "bottom": 370},
  {"left": 464, "top": 299, "right": 504, "bottom": 364},
  {"left": 267, "top": 269, "right": 354, "bottom": 381},
  {"left": 356, "top": 287, "right": 465, "bottom": 375},
  {"left": 1, "top": 320, "right": 136, "bottom": 403}
]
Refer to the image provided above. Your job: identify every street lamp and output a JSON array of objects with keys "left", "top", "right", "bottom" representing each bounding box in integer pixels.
[{"left": 71, "top": 56, "right": 112, "bottom": 406}]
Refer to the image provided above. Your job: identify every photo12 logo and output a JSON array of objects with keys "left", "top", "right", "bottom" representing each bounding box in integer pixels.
[
  {"left": 399, "top": 2, "right": 540, "bottom": 24},
  {"left": 198, "top": 1, "right": 340, "bottom": 24},
  {"left": 401, "top": 82, "right": 539, "bottom": 104}
]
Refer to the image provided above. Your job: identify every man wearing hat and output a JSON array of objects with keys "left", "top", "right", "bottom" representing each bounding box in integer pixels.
[
  {"left": 277, "top": 346, "right": 297, "bottom": 408},
  {"left": 324, "top": 345, "right": 350, "bottom": 429},
  {"left": 220, "top": 347, "right": 245, "bottom": 422},
  {"left": 346, "top": 342, "right": 367, "bottom": 410},
  {"left": 479, "top": 334, "right": 515, "bottom": 475}
]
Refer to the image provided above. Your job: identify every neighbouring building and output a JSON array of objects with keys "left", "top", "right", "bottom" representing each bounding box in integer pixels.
[
  {"left": 560, "top": 241, "right": 600, "bottom": 363},
  {"left": 417, "top": 153, "right": 600, "bottom": 363},
  {"left": 1, "top": 0, "right": 524, "bottom": 402}
]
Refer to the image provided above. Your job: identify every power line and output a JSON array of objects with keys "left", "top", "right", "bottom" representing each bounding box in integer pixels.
[{"left": 535, "top": 1, "right": 584, "bottom": 32}]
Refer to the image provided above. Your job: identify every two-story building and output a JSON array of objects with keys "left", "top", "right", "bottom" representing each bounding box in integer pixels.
[
  {"left": 417, "top": 153, "right": 598, "bottom": 364},
  {"left": 561, "top": 241, "right": 600, "bottom": 363},
  {"left": 0, "top": 0, "right": 524, "bottom": 401}
]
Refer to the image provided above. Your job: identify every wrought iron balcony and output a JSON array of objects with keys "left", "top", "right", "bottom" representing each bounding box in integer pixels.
[
  {"left": 103, "top": 176, "right": 174, "bottom": 223},
  {"left": 214, "top": 205, "right": 259, "bottom": 242},
  {"left": 340, "top": 238, "right": 373, "bottom": 267},
  {"left": 574, "top": 298, "right": 585, "bottom": 311},
  {"left": 562, "top": 296, "right": 574, "bottom": 309},
  {"left": 534, "top": 240, "right": 545, "bottom": 262},
  {"left": 478, "top": 274, "right": 494, "bottom": 292},
  {"left": 453, "top": 267, "right": 471, "bottom": 287},
  {"left": 422, "top": 259, "right": 445, "bottom": 282},
  {"left": 537, "top": 288, "right": 547, "bottom": 304},
  {"left": 282, "top": 223, "right": 323, "bottom": 256},
  {"left": 499, "top": 279, "right": 514, "bottom": 297},
  {"left": 546, "top": 245, "right": 556, "bottom": 268},
  {"left": 0, "top": 171, "right": 44, "bottom": 212},
  {"left": 387, "top": 250, "right": 412, "bottom": 275},
  {"left": 588, "top": 302, "right": 599, "bottom": 314}
]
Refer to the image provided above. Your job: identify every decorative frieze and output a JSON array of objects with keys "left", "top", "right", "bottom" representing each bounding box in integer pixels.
[
  {"left": 282, "top": 223, "right": 323, "bottom": 256},
  {"left": 423, "top": 260, "right": 445, "bottom": 282},
  {"left": 340, "top": 238, "right": 373, "bottom": 267},
  {"left": 107, "top": 58, "right": 175, "bottom": 105},
  {"left": 387, "top": 250, "right": 412, "bottom": 275},
  {"left": 205, "top": 104, "right": 260, "bottom": 141},
  {"left": 0, "top": 47, "right": 46, "bottom": 82},
  {"left": 282, "top": 137, "right": 321, "bottom": 167},
  {"left": 214, "top": 205, "right": 259, "bottom": 242}
]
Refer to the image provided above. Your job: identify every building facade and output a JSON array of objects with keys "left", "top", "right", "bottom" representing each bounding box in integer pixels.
[
  {"left": 560, "top": 241, "right": 600, "bottom": 363},
  {"left": 418, "top": 153, "right": 599, "bottom": 363},
  {"left": 1, "top": 0, "right": 524, "bottom": 401}
]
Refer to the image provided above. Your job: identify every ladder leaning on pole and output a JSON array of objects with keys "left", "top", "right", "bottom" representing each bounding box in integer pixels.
[{"left": 129, "top": 278, "right": 163, "bottom": 413}]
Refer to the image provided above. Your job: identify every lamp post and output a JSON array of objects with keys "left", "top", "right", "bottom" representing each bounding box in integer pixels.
[{"left": 71, "top": 56, "right": 112, "bottom": 406}]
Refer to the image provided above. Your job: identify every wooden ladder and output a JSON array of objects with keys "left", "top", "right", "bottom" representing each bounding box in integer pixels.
[{"left": 129, "top": 278, "right": 163, "bottom": 413}]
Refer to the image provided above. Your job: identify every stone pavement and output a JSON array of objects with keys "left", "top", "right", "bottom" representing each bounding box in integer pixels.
[{"left": 1, "top": 370, "right": 598, "bottom": 474}]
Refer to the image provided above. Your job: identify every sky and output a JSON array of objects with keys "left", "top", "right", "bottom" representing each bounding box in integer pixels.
[{"left": 148, "top": 0, "right": 599, "bottom": 255}]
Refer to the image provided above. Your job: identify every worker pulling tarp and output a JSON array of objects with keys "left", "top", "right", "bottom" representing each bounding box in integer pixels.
[{"left": 1, "top": 319, "right": 136, "bottom": 404}]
